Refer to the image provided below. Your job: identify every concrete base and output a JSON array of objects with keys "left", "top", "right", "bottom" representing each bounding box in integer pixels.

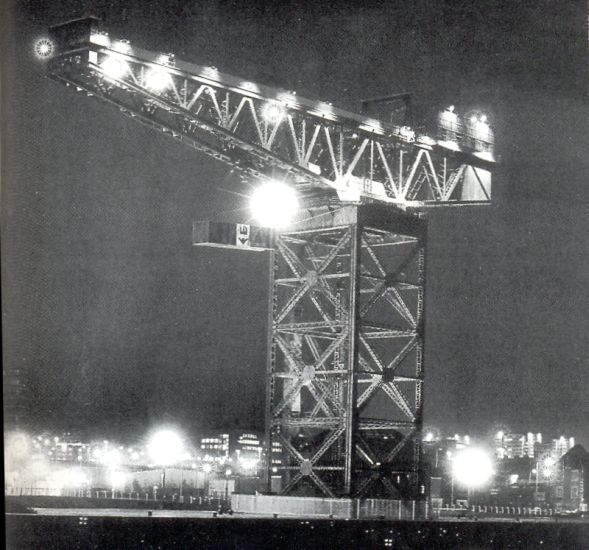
[{"left": 231, "top": 494, "right": 428, "bottom": 520}]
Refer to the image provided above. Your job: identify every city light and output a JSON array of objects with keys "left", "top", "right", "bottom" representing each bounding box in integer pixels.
[
  {"left": 239, "top": 457, "right": 259, "bottom": 471},
  {"left": 148, "top": 429, "right": 184, "bottom": 466},
  {"left": 109, "top": 470, "right": 127, "bottom": 489},
  {"left": 103, "top": 448, "right": 121, "bottom": 466},
  {"left": 202, "top": 463, "right": 213, "bottom": 473},
  {"left": 249, "top": 180, "right": 298, "bottom": 228},
  {"left": 262, "top": 103, "right": 283, "bottom": 123},
  {"left": 101, "top": 56, "right": 129, "bottom": 80},
  {"left": 452, "top": 447, "right": 494, "bottom": 488},
  {"left": 144, "top": 68, "right": 171, "bottom": 92}
]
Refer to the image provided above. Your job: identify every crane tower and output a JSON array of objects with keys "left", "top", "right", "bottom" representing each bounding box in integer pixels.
[{"left": 44, "top": 18, "right": 494, "bottom": 501}]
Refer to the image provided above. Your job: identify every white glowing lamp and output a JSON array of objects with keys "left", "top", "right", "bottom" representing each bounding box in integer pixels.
[
  {"left": 250, "top": 180, "right": 298, "bottom": 228},
  {"left": 110, "top": 470, "right": 127, "bottom": 488},
  {"left": 148, "top": 429, "right": 184, "bottom": 466},
  {"left": 144, "top": 68, "right": 171, "bottom": 92},
  {"left": 101, "top": 56, "right": 129, "bottom": 80},
  {"left": 452, "top": 448, "right": 494, "bottom": 488},
  {"left": 262, "top": 103, "right": 283, "bottom": 123}
]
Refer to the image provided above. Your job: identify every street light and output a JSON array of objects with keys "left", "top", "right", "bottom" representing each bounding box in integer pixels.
[
  {"left": 535, "top": 456, "right": 556, "bottom": 495},
  {"left": 147, "top": 429, "right": 185, "bottom": 501},
  {"left": 451, "top": 447, "right": 494, "bottom": 505}
]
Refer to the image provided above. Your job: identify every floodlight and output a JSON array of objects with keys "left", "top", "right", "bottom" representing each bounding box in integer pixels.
[
  {"left": 112, "top": 39, "right": 131, "bottom": 54},
  {"left": 262, "top": 103, "right": 283, "bottom": 123},
  {"left": 35, "top": 38, "right": 54, "bottom": 59},
  {"left": 250, "top": 180, "right": 298, "bottom": 228},
  {"left": 148, "top": 429, "right": 184, "bottom": 466},
  {"left": 110, "top": 470, "right": 127, "bottom": 488},
  {"left": 103, "top": 448, "right": 121, "bottom": 466},
  {"left": 452, "top": 448, "right": 494, "bottom": 488},
  {"left": 101, "top": 56, "right": 129, "bottom": 80},
  {"left": 144, "top": 68, "right": 171, "bottom": 92},
  {"left": 239, "top": 457, "right": 259, "bottom": 471}
]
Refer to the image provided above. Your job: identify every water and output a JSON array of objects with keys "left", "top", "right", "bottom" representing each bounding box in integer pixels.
[{"left": 6, "top": 514, "right": 589, "bottom": 549}]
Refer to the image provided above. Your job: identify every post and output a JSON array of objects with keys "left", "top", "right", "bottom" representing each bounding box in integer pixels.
[{"left": 344, "top": 223, "right": 360, "bottom": 495}]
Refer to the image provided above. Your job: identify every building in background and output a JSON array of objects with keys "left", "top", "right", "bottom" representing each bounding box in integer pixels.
[
  {"left": 235, "top": 433, "right": 262, "bottom": 472},
  {"left": 200, "top": 433, "right": 229, "bottom": 462},
  {"left": 553, "top": 445, "right": 588, "bottom": 512}
]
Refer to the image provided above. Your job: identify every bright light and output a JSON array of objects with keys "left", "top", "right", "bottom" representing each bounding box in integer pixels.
[
  {"left": 424, "top": 432, "right": 434, "bottom": 442},
  {"left": 110, "top": 470, "right": 127, "bottom": 488},
  {"left": 470, "top": 115, "right": 478, "bottom": 124},
  {"left": 144, "top": 68, "right": 171, "bottom": 92},
  {"left": 496, "top": 431, "right": 504, "bottom": 439},
  {"left": 148, "top": 429, "right": 184, "bottom": 466},
  {"left": 34, "top": 38, "right": 54, "bottom": 59},
  {"left": 480, "top": 114, "right": 487, "bottom": 123},
  {"left": 202, "top": 463, "right": 213, "bottom": 473},
  {"left": 262, "top": 103, "right": 283, "bottom": 123},
  {"left": 67, "top": 469, "right": 88, "bottom": 487},
  {"left": 239, "top": 458, "right": 259, "bottom": 471},
  {"left": 225, "top": 469, "right": 232, "bottom": 476},
  {"left": 112, "top": 40, "right": 131, "bottom": 54},
  {"left": 103, "top": 449, "right": 121, "bottom": 466},
  {"left": 250, "top": 180, "right": 298, "bottom": 228},
  {"left": 447, "top": 105, "right": 455, "bottom": 112},
  {"left": 452, "top": 448, "right": 494, "bottom": 488},
  {"left": 101, "top": 56, "right": 129, "bottom": 80}
]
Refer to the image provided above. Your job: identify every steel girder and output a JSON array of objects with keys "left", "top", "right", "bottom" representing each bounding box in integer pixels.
[
  {"left": 265, "top": 205, "right": 426, "bottom": 498},
  {"left": 47, "top": 18, "right": 493, "bottom": 209}
]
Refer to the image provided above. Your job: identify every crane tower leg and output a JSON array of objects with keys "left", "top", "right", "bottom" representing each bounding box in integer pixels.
[{"left": 265, "top": 204, "right": 426, "bottom": 499}]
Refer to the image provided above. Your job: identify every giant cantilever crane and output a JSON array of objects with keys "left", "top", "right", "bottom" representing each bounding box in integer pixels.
[{"left": 45, "top": 18, "right": 494, "bottom": 500}]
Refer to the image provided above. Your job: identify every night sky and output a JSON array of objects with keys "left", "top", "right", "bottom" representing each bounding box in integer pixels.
[{"left": 3, "top": 0, "right": 588, "bottom": 446}]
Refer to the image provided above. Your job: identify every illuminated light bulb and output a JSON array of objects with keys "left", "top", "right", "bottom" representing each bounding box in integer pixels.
[
  {"left": 250, "top": 180, "right": 298, "bottom": 228},
  {"left": 101, "top": 56, "right": 129, "bottom": 80},
  {"left": 34, "top": 38, "right": 54, "bottom": 59},
  {"left": 262, "top": 103, "right": 283, "bottom": 123},
  {"left": 112, "top": 40, "right": 131, "bottom": 54},
  {"left": 144, "top": 68, "right": 171, "bottom": 92},
  {"left": 452, "top": 448, "right": 494, "bottom": 488},
  {"left": 148, "top": 429, "right": 184, "bottom": 466}
]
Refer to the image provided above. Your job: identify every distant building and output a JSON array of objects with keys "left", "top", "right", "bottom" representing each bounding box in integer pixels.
[
  {"left": 3, "top": 364, "right": 28, "bottom": 429},
  {"left": 552, "top": 445, "right": 588, "bottom": 512},
  {"left": 235, "top": 433, "right": 262, "bottom": 471},
  {"left": 553, "top": 436, "right": 576, "bottom": 458},
  {"left": 200, "top": 433, "right": 229, "bottom": 461},
  {"left": 494, "top": 432, "right": 544, "bottom": 459}
]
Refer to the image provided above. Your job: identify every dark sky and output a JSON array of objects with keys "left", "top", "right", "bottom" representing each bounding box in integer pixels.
[{"left": 3, "top": 0, "right": 589, "bottom": 446}]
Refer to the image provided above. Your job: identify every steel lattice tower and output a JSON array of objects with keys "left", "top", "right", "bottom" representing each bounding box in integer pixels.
[{"left": 265, "top": 205, "right": 426, "bottom": 498}]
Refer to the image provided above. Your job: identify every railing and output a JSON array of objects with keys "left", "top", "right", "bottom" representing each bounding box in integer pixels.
[{"left": 434, "top": 504, "right": 558, "bottom": 518}]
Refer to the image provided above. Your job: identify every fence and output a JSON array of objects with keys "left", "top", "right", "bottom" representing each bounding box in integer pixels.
[
  {"left": 434, "top": 504, "right": 557, "bottom": 518},
  {"left": 232, "top": 494, "right": 427, "bottom": 519}
]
